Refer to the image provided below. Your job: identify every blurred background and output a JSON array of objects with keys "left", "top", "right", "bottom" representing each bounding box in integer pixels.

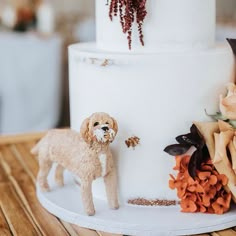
[{"left": 0, "top": 0, "right": 236, "bottom": 134}]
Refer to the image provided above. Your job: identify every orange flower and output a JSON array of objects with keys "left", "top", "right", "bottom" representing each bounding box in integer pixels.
[
  {"left": 207, "top": 206, "right": 215, "bottom": 214},
  {"left": 217, "top": 174, "right": 228, "bottom": 187},
  {"left": 180, "top": 155, "right": 191, "bottom": 172},
  {"left": 169, "top": 174, "right": 182, "bottom": 190},
  {"left": 212, "top": 193, "right": 232, "bottom": 214},
  {"left": 177, "top": 183, "right": 188, "bottom": 198},
  {"left": 173, "top": 156, "right": 182, "bottom": 171},
  {"left": 180, "top": 199, "right": 197, "bottom": 213},
  {"left": 197, "top": 202, "right": 207, "bottom": 213},
  {"left": 215, "top": 173, "right": 228, "bottom": 192},
  {"left": 187, "top": 178, "right": 204, "bottom": 193},
  {"left": 183, "top": 192, "right": 197, "bottom": 202},
  {"left": 169, "top": 154, "right": 231, "bottom": 215},
  {"left": 201, "top": 186, "right": 217, "bottom": 207},
  {"left": 198, "top": 171, "right": 217, "bottom": 186},
  {"left": 177, "top": 170, "right": 189, "bottom": 179}
]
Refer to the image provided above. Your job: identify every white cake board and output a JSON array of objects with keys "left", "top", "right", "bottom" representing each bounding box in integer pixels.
[{"left": 37, "top": 168, "right": 236, "bottom": 236}]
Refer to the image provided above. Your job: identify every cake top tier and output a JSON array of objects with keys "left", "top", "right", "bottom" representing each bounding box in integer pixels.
[{"left": 96, "top": 0, "right": 216, "bottom": 53}]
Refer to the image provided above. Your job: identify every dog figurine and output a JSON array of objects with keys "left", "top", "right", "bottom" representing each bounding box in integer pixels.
[{"left": 31, "top": 112, "right": 119, "bottom": 216}]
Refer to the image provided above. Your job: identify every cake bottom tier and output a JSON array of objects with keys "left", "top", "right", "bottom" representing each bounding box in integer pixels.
[{"left": 69, "top": 43, "right": 235, "bottom": 203}]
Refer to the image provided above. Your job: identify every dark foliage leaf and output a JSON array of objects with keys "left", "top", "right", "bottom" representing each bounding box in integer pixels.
[
  {"left": 175, "top": 125, "right": 204, "bottom": 148},
  {"left": 188, "top": 149, "right": 201, "bottom": 179},
  {"left": 164, "top": 144, "right": 191, "bottom": 156},
  {"left": 200, "top": 145, "right": 210, "bottom": 166},
  {"left": 175, "top": 133, "right": 201, "bottom": 148},
  {"left": 227, "top": 38, "right": 236, "bottom": 56},
  {"left": 190, "top": 124, "right": 204, "bottom": 147},
  {"left": 165, "top": 124, "right": 211, "bottom": 177}
]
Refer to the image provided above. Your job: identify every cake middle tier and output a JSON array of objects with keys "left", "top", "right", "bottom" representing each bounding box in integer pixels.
[
  {"left": 69, "top": 43, "right": 235, "bottom": 203},
  {"left": 96, "top": 0, "right": 216, "bottom": 52}
]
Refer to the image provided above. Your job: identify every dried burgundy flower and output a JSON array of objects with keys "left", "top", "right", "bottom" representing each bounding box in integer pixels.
[{"left": 109, "top": 0, "right": 147, "bottom": 49}]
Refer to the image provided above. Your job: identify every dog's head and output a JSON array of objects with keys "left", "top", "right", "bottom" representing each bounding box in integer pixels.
[{"left": 80, "top": 112, "right": 118, "bottom": 144}]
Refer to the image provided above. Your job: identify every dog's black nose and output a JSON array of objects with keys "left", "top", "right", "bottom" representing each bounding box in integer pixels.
[{"left": 102, "top": 127, "right": 109, "bottom": 132}]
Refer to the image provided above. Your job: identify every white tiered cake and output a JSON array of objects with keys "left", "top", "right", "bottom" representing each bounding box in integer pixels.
[{"left": 69, "top": 0, "right": 235, "bottom": 204}]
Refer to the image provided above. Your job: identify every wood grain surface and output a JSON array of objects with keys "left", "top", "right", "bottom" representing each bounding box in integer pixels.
[{"left": 0, "top": 132, "right": 236, "bottom": 236}]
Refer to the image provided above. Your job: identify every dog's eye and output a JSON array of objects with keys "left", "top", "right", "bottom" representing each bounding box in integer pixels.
[
  {"left": 105, "top": 122, "right": 109, "bottom": 125},
  {"left": 94, "top": 122, "right": 99, "bottom": 127}
]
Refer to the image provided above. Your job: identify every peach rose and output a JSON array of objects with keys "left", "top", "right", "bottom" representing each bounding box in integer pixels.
[{"left": 220, "top": 83, "right": 236, "bottom": 120}]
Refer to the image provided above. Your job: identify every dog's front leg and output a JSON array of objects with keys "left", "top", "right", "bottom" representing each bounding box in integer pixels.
[
  {"left": 80, "top": 180, "right": 95, "bottom": 216},
  {"left": 104, "top": 168, "right": 119, "bottom": 210}
]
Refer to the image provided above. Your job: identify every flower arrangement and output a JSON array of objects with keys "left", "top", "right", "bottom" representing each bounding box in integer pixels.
[
  {"left": 108, "top": 0, "right": 147, "bottom": 49},
  {"left": 163, "top": 38, "right": 236, "bottom": 214},
  {"left": 0, "top": 0, "right": 41, "bottom": 32},
  {"left": 170, "top": 155, "right": 231, "bottom": 214}
]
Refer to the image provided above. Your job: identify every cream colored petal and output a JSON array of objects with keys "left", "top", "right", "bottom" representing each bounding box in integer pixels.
[
  {"left": 220, "top": 94, "right": 227, "bottom": 118},
  {"left": 226, "top": 83, "right": 236, "bottom": 96},
  {"left": 214, "top": 136, "right": 236, "bottom": 186},
  {"left": 218, "top": 130, "right": 234, "bottom": 160},
  {"left": 222, "top": 96, "right": 236, "bottom": 106},
  {"left": 213, "top": 133, "right": 222, "bottom": 164},
  {"left": 228, "top": 140, "right": 236, "bottom": 173},
  {"left": 233, "top": 136, "right": 236, "bottom": 173},
  {"left": 218, "top": 120, "right": 234, "bottom": 132},
  {"left": 193, "top": 121, "right": 219, "bottom": 160},
  {"left": 227, "top": 182, "right": 236, "bottom": 203}
]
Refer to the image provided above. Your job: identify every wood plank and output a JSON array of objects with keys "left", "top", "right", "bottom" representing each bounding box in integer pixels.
[
  {"left": 0, "top": 159, "right": 9, "bottom": 183},
  {"left": 71, "top": 226, "right": 99, "bottom": 236},
  {"left": 12, "top": 143, "right": 80, "bottom": 235},
  {"left": 12, "top": 143, "right": 39, "bottom": 179},
  {"left": 61, "top": 221, "right": 80, "bottom": 236},
  {"left": 0, "top": 183, "right": 40, "bottom": 236},
  {"left": 10, "top": 144, "right": 37, "bottom": 183},
  {"left": 0, "top": 132, "right": 45, "bottom": 146},
  {"left": 0, "top": 207, "right": 12, "bottom": 236},
  {"left": 0, "top": 146, "right": 70, "bottom": 236},
  {"left": 97, "top": 231, "right": 123, "bottom": 236},
  {"left": 212, "top": 229, "right": 236, "bottom": 236},
  {"left": 24, "top": 140, "right": 39, "bottom": 152}
]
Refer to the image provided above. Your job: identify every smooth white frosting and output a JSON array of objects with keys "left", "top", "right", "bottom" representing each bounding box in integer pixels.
[
  {"left": 69, "top": 42, "right": 235, "bottom": 202},
  {"left": 96, "top": 0, "right": 216, "bottom": 52}
]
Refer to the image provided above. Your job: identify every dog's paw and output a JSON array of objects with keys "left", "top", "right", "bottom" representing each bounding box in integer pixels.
[
  {"left": 86, "top": 208, "right": 95, "bottom": 216},
  {"left": 39, "top": 183, "right": 50, "bottom": 192},
  {"left": 55, "top": 179, "right": 64, "bottom": 187},
  {"left": 110, "top": 202, "right": 119, "bottom": 210}
]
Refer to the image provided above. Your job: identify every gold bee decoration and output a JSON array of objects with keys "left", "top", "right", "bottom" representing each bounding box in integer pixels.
[{"left": 125, "top": 136, "right": 140, "bottom": 149}]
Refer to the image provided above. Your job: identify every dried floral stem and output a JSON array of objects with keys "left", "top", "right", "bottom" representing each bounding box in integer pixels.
[{"left": 109, "top": 0, "right": 147, "bottom": 49}]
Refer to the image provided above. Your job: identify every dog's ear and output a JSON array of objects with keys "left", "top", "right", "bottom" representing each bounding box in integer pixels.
[
  {"left": 111, "top": 117, "right": 118, "bottom": 134},
  {"left": 80, "top": 117, "right": 92, "bottom": 143}
]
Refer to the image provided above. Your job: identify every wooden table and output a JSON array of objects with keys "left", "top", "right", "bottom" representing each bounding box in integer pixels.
[{"left": 0, "top": 132, "right": 236, "bottom": 236}]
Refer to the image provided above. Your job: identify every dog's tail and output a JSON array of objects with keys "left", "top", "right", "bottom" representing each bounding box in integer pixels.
[
  {"left": 31, "top": 139, "right": 43, "bottom": 155},
  {"left": 31, "top": 143, "right": 39, "bottom": 155}
]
